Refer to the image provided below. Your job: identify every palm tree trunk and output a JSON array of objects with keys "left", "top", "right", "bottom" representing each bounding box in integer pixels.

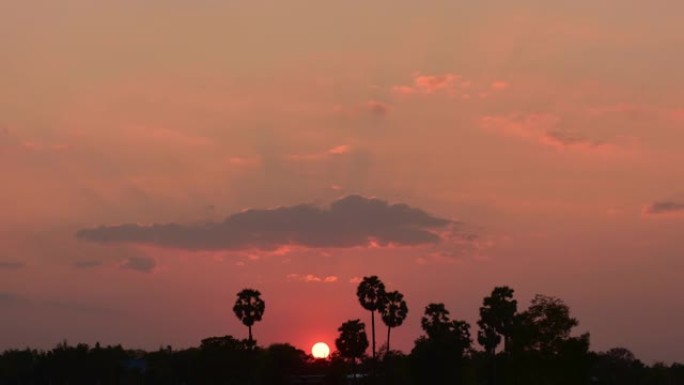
[
  {"left": 371, "top": 310, "right": 376, "bottom": 361},
  {"left": 387, "top": 326, "right": 392, "bottom": 355},
  {"left": 249, "top": 325, "right": 253, "bottom": 350}
]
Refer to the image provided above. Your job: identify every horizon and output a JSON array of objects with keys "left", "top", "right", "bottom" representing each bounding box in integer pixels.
[{"left": 2, "top": 0, "right": 683, "bottom": 365}]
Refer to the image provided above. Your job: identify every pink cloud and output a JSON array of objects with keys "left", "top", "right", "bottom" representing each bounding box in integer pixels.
[
  {"left": 21, "top": 141, "right": 71, "bottom": 152},
  {"left": 327, "top": 145, "right": 350, "bottom": 155},
  {"left": 287, "top": 273, "right": 338, "bottom": 283},
  {"left": 414, "top": 74, "right": 459, "bottom": 93},
  {"left": 491, "top": 81, "right": 510, "bottom": 91},
  {"left": 228, "top": 156, "right": 261, "bottom": 167},
  {"left": 480, "top": 113, "right": 610, "bottom": 151},
  {"left": 391, "top": 85, "right": 416, "bottom": 95},
  {"left": 392, "top": 73, "right": 460, "bottom": 95},
  {"left": 669, "top": 108, "right": 684, "bottom": 121}
]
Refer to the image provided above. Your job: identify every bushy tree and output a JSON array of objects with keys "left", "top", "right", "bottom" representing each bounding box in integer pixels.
[
  {"left": 335, "top": 319, "right": 369, "bottom": 381},
  {"left": 412, "top": 303, "right": 472, "bottom": 385}
]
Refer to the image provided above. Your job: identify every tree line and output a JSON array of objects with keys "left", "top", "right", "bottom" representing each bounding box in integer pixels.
[{"left": 1, "top": 277, "right": 682, "bottom": 385}]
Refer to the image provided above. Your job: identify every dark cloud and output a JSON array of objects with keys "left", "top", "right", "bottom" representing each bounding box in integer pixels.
[
  {"left": 0, "top": 291, "right": 28, "bottom": 309},
  {"left": 77, "top": 195, "right": 454, "bottom": 251},
  {"left": 365, "top": 100, "right": 390, "bottom": 116},
  {"left": 73, "top": 260, "right": 104, "bottom": 269},
  {"left": 0, "top": 260, "right": 25, "bottom": 270},
  {"left": 0, "top": 291, "right": 23, "bottom": 303},
  {"left": 545, "top": 129, "right": 603, "bottom": 147},
  {"left": 0, "top": 291, "right": 118, "bottom": 315},
  {"left": 645, "top": 201, "right": 684, "bottom": 215},
  {"left": 121, "top": 256, "right": 156, "bottom": 273}
]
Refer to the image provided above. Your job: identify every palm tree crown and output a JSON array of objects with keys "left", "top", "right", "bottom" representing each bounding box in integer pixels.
[
  {"left": 356, "top": 276, "right": 386, "bottom": 312},
  {"left": 380, "top": 291, "right": 408, "bottom": 328},
  {"left": 380, "top": 290, "right": 408, "bottom": 354}
]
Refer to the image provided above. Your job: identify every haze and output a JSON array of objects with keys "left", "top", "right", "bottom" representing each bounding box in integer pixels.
[{"left": 1, "top": 0, "right": 683, "bottom": 364}]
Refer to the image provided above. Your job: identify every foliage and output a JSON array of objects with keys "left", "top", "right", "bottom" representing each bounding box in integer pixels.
[
  {"left": 335, "top": 319, "right": 369, "bottom": 361},
  {"left": 233, "top": 288, "right": 265, "bottom": 328},
  {"left": 1, "top": 287, "right": 682, "bottom": 385},
  {"left": 478, "top": 286, "right": 517, "bottom": 354}
]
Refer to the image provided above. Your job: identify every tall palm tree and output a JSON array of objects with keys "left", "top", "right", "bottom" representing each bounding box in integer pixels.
[
  {"left": 232, "top": 288, "right": 265, "bottom": 349},
  {"left": 380, "top": 290, "right": 408, "bottom": 355},
  {"left": 356, "top": 276, "right": 386, "bottom": 361}
]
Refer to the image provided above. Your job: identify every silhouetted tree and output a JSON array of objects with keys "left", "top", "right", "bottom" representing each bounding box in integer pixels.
[
  {"left": 514, "top": 294, "right": 579, "bottom": 354},
  {"left": 478, "top": 286, "right": 517, "bottom": 354},
  {"left": 380, "top": 290, "right": 408, "bottom": 355},
  {"left": 233, "top": 288, "right": 266, "bottom": 350},
  {"left": 420, "top": 303, "right": 452, "bottom": 339},
  {"left": 412, "top": 303, "right": 472, "bottom": 385},
  {"left": 356, "top": 275, "right": 386, "bottom": 361},
  {"left": 257, "top": 343, "right": 308, "bottom": 385},
  {"left": 335, "top": 319, "right": 369, "bottom": 382},
  {"left": 509, "top": 294, "right": 591, "bottom": 385},
  {"left": 477, "top": 323, "right": 501, "bottom": 356}
]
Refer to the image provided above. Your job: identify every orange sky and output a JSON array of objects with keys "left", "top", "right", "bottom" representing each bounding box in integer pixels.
[{"left": 1, "top": 0, "right": 684, "bottom": 363}]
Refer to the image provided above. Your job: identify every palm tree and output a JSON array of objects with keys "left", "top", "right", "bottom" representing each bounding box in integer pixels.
[
  {"left": 232, "top": 288, "right": 265, "bottom": 349},
  {"left": 379, "top": 290, "right": 408, "bottom": 355},
  {"left": 335, "top": 319, "right": 369, "bottom": 383},
  {"left": 356, "top": 276, "right": 386, "bottom": 361}
]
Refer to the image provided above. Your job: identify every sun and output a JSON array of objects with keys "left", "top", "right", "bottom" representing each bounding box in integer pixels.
[{"left": 311, "top": 342, "right": 330, "bottom": 359}]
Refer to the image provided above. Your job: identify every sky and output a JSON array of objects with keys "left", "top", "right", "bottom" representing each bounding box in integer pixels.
[{"left": 1, "top": 0, "right": 684, "bottom": 364}]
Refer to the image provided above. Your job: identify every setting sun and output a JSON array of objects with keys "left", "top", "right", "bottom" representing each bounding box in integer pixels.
[{"left": 311, "top": 342, "right": 330, "bottom": 359}]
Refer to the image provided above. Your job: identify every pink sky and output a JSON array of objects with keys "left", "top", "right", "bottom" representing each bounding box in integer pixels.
[{"left": 1, "top": 0, "right": 684, "bottom": 363}]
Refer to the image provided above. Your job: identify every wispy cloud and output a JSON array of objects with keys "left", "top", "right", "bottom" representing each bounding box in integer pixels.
[
  {"left": 0, "top": 260, "right": 25, "bottom": 270},
  {"left": 77, "top": 195, "right": 456, "bottom": 251},
  {"left": 120, "top": 256, "right": 157, "bottom": 273},
  {"left": 392, "top": 73, "right": 461, "bottom": 95},
  {"left": 287, "top": 274, "right": 338, "bottom": 284},
  {"left": 72, "top": 260, "right": 104, "bottom": 269},
  {"left": 481, "top": 113, "right": 607, "bottom": 150},
  {"left": 365, "top": 100, "right": 390, "bottom": 116},
  {"left": 644, "top": 201, "right": 684, "bottom": 216}
]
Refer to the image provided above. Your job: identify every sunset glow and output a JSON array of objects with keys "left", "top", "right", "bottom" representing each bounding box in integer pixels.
[
  {"left": 1, "top": 0, "right": 683, "bottom": 367},
  {"left": 311, "top": 342, "right": 330, "bottom": 359}
]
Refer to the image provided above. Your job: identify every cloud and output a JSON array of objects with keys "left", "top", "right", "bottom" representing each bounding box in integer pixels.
[
  {"left": 481, "top": 114, "right": 605, "bottom": 150},
  {"left": 365, "top": 100, "right": 390, "bottom": 116},
  {"left": 0, "top": 291, "right": 25, "bottom": 307},
  {"left": 414, "top": 74, "right": 459, "bottom": 93},
  {"left": 327, "top": 145, "right": 350, "bottom": 155},
  {"left": 392, "top": 73, "right": 460, "bottom": 95},
  {"left": 644, "top": 201, "right": 684, "bottom": 216},
  {"left": 0, "top": 291, "right": 119, "bottom": 315},
  {"left": 0, "top": 260, "right": 25, "bottom": 270},
  {"left": 73, "top": 260, "right": 104, "bottom": 269},
  {"left": 490, "top": 81, "right": 510, "bottom": 91},
  {"left": 287, "top": 274, "right": 338, "bottom": 283},
  {"left": 77, "top": 195, "right": 455, "bottom": 251},
  {"left": 120, "top": 256, "right": 156, "bottom": 273}
]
